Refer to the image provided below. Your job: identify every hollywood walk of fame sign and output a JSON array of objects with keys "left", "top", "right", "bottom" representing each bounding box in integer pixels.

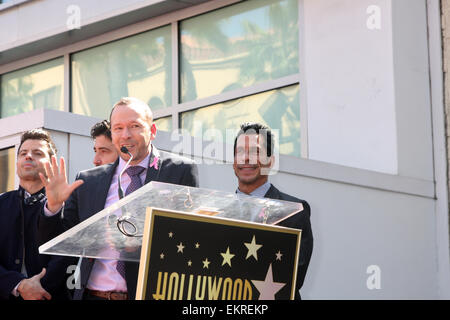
[{"left": 136, "top": 208, "right": 301, "bottom": 300}]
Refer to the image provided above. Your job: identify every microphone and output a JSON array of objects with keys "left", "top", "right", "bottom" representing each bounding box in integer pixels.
[{"left": 118, "top": 146, "right": 133, "bottom": 200}]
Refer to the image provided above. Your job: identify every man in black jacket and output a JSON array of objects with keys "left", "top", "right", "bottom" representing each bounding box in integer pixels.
[
  {"left": 0, "top": 129, "right": 68, "bottom": 300},
  {"left": 233, "top": 122, "right": 313, "bottom": 299},
  {"left": 39, "top": 97, "right": 198, "bottom": 300}
]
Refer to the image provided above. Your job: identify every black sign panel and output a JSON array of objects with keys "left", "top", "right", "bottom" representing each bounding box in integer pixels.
[{"left": 136, "top": 208, "right": 301, "bottom": 300}]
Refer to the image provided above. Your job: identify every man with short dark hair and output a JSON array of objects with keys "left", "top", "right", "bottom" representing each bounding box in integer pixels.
[
  {"left": 90, "top": 120, "right": 118, "bottom": 166},
  {"left": 0, "top": 129, "right": 68, "bottom": 300},
  {"left": 233, "top": 122, "right": 313, "bottom": 299}
]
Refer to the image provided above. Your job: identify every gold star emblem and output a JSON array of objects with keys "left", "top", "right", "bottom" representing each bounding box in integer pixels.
[
  {"left": 160, "top": 253, "right": 165, "bottom": 259},
  {"left": 202, "top": 258, "right": 211, "bottom": 269},
  {"left": 275, "top": 250, "right": 283, "bottom": 261},
  {"left": 244, "top": 235, "right": 263, "bottom": 261},
  {"left": 168, "top": 232, "right": 173, "bottom": 238},
  {"left": 187, "top": 260, "right": 192, "bottom": 267},
  {"left": 220, "top": 247, "right": 235, "bottom": 267},
  {"left": 251, "top": 264, "right": 286, "bottom": 300},
  {"left": 195, "top": 242, "right": 200, "bottom": 249},
  {"left": 177, "top": 242, "right": 185, "bottom": 253}
]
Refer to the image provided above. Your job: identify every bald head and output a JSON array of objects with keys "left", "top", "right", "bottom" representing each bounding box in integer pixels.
[{"left": 110, "top": 97, "right": 153, "bottom": 125}]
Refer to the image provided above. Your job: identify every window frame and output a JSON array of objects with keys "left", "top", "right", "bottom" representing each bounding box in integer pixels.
[{"left": 0, "top": 0, "right": 306, "bottom": 157}]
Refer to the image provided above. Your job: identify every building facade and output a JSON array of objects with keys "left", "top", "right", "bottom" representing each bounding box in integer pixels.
[{"left": 0, "top": 0, "right": 449, "bottom": 299}]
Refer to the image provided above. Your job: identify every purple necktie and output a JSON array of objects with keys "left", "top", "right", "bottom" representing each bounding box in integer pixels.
[
  {"left": 125, "top": 166, "right": 145, "bottom": 196},
  {"left": 116, "top": 166, "right": 145, "bottom": 279}
]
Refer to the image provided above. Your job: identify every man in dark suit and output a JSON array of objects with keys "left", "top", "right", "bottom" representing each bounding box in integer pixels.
[
  {"left": 233, "top": 122, "right": 313, "bottom": 300},
  {"left": 0, "top": 129, "right": 69, "bottom": 300},
  {"left": 39, "top": 97, "right": 198, "bottom": 300}
]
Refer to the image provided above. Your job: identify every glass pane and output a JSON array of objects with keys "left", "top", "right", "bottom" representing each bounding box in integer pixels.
[
  {"left": 1, "top": 58, "right": 64, "bottom": 118},
  {"left": 0, "top": 147, "right": 15, "bottom": 193},
  {"left": 180, "top": 0, "right": 298, "bottom": 102},
  {"left": 154, "top": 116, "right": 172, "bottom": 132},
  {"left": 181, "top": 85, "right": 300, "bottom": 157},
  {"left": 72, "top": 25, "right": 172, "bottom": 119}
]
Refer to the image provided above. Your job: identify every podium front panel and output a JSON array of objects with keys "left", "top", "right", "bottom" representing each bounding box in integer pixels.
[{"left": 136, "top": 208, "right": 301, "bottom": 300}]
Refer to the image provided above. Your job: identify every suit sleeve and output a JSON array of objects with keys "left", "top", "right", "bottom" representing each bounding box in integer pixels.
[
  {"left": 180, "top": 162, "right": 199, "bottom": 188},
  {"left": 277, "top": 200, "right": 313, "bottom": 298},
  {"left": 295, "top": 201, "right": 313, "bottom": 293},
  {"left": 0, "top": 265, "right": 25, "bottom": 299}
]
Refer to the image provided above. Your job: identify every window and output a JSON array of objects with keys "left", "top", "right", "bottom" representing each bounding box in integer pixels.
[
  {"left": 154, "top": 116, "right": 172, "bottom": 132},
  {"left": 180, "top": 0, "right": 299, "bottom": 102},
  {"left": 181, "top": 84, "right": 300, "bottom": 157},
  {"left": 0, "top": 147, "right": 15, "bottom": 194},
  {"left": 1, "top": 0, "right": 303, "bottom": 160},
  {"left": 72, "top": 25, "right": 172, "bottom": 119},
  {"left": 1, "top": 58, "right": 64, "bottom": 118}
]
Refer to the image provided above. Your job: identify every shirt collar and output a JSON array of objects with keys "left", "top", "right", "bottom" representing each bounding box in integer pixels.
[
  {"left": 236, "top": 181, "right": 271, "bottom": 198},
  {"left": 117, "top": 147, "right": 152, "bottom": 175}
]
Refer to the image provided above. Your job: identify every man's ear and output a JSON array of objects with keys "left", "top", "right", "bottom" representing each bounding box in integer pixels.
[
  {"left": 269, "top": 155, "right": 275, "bottom": 168},
  {"left": 260, "top": 155, "right": 275, "bottom": 176},
  {"left": 259, "top": 153, "right": 274, "bottom": 167},
  {"left": 150, "top": 123, "right": 157, "bottom": 141}
]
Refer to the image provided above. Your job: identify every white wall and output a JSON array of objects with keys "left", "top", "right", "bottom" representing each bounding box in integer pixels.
[
  {"left": 303, "top": 0, "right": 398, "bottom": 175},
  {"left": 191, "top": 160, "right": 438, "bottom": 299},
  {"left": 0, "top": 0, "right": 165, "bottom": 51}
]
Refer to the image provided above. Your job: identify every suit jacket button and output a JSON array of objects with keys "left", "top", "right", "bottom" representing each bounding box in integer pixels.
[{"left": 15, "top": 259, "right": 20, "bottom": 265}]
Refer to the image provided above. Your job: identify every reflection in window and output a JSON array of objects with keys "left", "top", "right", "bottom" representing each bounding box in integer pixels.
[
  {"left": 0, "top": 147, "right": 15, "bottom": 194},
  {"left": 72, "top": 25, "right": 172, "bottom": 119},
  {"left": 180, "top": 0, "right": 298, "bottom": 102},
  {"left": 1, "top": 58, "right": 64, "bottom": 118},
  {"left": 181, "top": 85, "right": 300, "bottom": 157},
  {"left": 154, "top": 116, "right": 172, "bottom": 132}
]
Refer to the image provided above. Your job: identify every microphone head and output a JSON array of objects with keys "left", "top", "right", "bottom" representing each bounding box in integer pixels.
[{"left": 120, "top": 146, "right": 129, "bottom": 154}]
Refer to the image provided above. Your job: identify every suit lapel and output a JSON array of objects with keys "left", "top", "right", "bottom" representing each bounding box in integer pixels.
[
  {"left": 92, "top": 160, "right": 119, "bottom": 214},
  {"left": 144, "top": 145, "right": 162, "bottom": 184},
  {"left": 263, "top": 184, "right": 281, "bottom": 200}
]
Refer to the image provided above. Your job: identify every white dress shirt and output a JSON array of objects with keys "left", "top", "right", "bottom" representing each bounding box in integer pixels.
[{"left": 87, "top": 153, "right": 150, "bottom": 292}]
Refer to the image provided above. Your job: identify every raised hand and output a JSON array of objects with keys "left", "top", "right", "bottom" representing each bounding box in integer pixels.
[
  {"left": 39, "top": 156, "right": 84, "bottom": 213},
  {"left": 17, "top": 268, "right": 52, "bottom": 300}
]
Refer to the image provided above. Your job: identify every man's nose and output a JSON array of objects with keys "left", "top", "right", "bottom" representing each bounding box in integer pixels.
[
  {"left": 93, "top": 154, "right": 102, "bottom": 166},
  {"left": 236, "top": 152, "right": 249, "bottom": 165},
  {"left": 120, "top": 127, "right": 132, "bottom": 139}
]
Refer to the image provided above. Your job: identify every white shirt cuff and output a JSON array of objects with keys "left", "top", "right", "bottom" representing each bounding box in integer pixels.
[
  {"left": 12, "top": 280, "right": 23, "bottom": 297},
  {"left": 44, "top": 200, "right": 63, "bottom": 217}
]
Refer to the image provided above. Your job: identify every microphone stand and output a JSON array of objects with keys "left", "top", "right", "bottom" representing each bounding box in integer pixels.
[
  {"left": 118, "top": 146, "right": 133, "bottom": 200},
  {"left": 116, "top": 146, "right": 141, "bottom": 237}
]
